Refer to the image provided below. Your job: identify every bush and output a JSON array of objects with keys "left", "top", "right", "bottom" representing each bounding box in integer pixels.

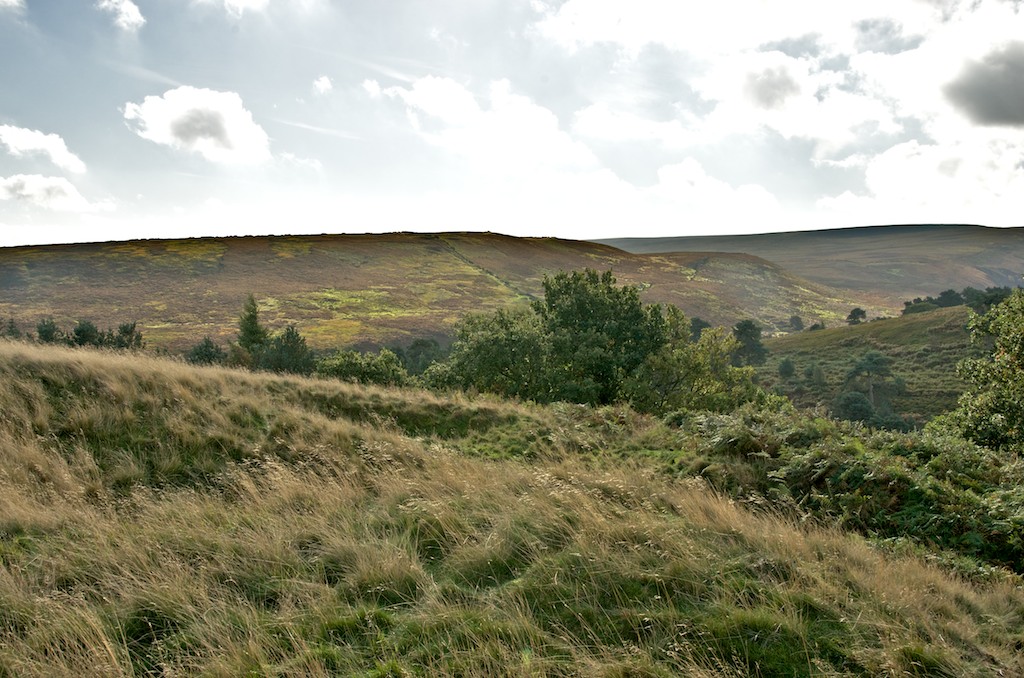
[
  {"left": 317, "top": 349, "right": 409, "bottom": 387},
  {"left": 187, "top": 337, "right": 227, "bottom": 365}
]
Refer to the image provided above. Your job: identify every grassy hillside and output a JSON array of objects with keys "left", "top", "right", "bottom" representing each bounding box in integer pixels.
[
  {"left": 602, "top": 224, "right": 1024, "bottom": 306},
  {"left": 757, "top": 306, "right": 977, "bottom": 422},
  {"left": 1, "top": 340, "right": 1022, "bottom": 676},
  {"left": 0, "top": 232, "right": 873, "bottom": 352}
]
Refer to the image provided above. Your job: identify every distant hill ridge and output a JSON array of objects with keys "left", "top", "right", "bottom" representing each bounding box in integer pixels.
[
  {"left": 0, "top": 231, "right": 867, "bottom": 351},
  {"left": 599, "top": 224, "right": 1024, "bottom": 302}
]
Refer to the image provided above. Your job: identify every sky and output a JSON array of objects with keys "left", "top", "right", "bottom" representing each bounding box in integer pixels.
[{"left": 1, "top": 0, "right": 1023, "bottom": 247}]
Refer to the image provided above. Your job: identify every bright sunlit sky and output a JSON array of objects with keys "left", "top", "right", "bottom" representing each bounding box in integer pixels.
[{"left": 1, "top": 0, "right": 1023, "bottom": 247}]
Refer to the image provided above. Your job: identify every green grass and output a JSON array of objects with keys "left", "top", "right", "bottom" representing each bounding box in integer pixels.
[
  {"left": 758, "top": 306, "right": 978, "bottom": 422},
  {"left": 0, "top": 340, "right": 1022, "bottom": 676}
]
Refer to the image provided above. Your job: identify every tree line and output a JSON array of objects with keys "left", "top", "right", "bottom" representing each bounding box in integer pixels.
[
  {"left": 1, "top": 317, "right": 144, "bottom": 350},
  {"left": 183, "top": 271, "right": 770, "bottom": 416}
]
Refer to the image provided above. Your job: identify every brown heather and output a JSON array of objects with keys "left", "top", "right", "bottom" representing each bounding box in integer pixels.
[{"left": 0, "top": 340, "right": 1021, "bottom": 676}]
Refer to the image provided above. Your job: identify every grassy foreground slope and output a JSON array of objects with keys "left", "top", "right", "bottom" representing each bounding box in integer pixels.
[
  {"left": 758, "top": 306, "right": 977, "bottom": 422},
  {"left": 0, "top": 233, "right": 866, "bottom": 351},
  {"left": 1, "top": 341, "right": 1022, "bottom": 676}
]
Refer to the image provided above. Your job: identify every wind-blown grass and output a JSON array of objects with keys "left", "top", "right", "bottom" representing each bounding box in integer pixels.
[{"left": 0, "top": 340, "right": 1021, "bottom": 676}]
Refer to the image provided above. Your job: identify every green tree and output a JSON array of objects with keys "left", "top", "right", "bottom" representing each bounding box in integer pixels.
[
  {"left": 237, "top": 294, "right": 269, "bottom": 355},
  {"left": 110, "top": 322, "right": 144, "bottom": 350},
  {"left": 778, "top": 357, "right": 796, "bottom": 380},
  {"left": 534, "top": 269, "right": 665, "bottom": 405},
  {"left": 393, "top": 338, "right": 447, "bottom": 375},
  {"left": 2, "top": 318, "right": 21, "bottom": 339},
  {"left": 846, "top": 350, "right": 894, "bottom": 408},
  {"left": 428, "top": 307, "right": 547, "bottom": 399},
  {"left": 832, "top": 390, "right": 875, "bottom": 423},
  {"left": 689, "top": 316, "right": 712, "bottom": 341},
  {"left": 943, "top": 289, "right": 1024, "bottom": 450},
  {"left": 625, "top": 306, "right": 757, "bottom": 413},
  {"left": 258, "top": 325, "right": 314, "bottom": 375},
  {"left": 731, "top": 319, "right": 767, "bottom": 366},
  {"left": 788, "top": 315, "right": 804, "bottom": 332},
  {"left": 846, "top": 307, "right": 867, "bottom": 325},
  {"left": 71, "top": 320, "right": 101, "bottom": 347},
  {"left": 187, "top": 337, "right": 227, "bottom": 365},
  {"left": 36, "top": 318, "right": 63, "bottom": 344}
]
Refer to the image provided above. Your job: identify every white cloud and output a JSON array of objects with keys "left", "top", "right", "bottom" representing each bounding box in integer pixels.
[
  {"left": 371, "top": 76, "right": 784, "bottom": 238},
  {"left": 0, "top": 175, "right": 111, "bottom": 212},
  {"left": 96, "top": 0, "right": 145, "bottom": 33},
  {"left": 0, "top": 125, "right": 87, "bottom": 173},
  {"left": 124, "top": 86, "right": 271, "bottom": 164},
  {"left": 0, "top": 0, "right": 25, "bottom": 10},
  {"left": 818, "top": 137, "right": 1024, "bottom": 226},
  {"left": 533, "top": 0, "right": 941, "bottom": 57},
  {"left": 312, "top": 75, "right": 332, "bottom": 95},
  {"left": 384, "top": 76, "right": 598, "bottom": 175},
  {"left": 362, "top": 79, "right": 382, "bottom": 98}
]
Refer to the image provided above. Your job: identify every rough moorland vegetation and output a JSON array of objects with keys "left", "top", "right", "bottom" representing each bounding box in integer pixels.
[
  {"left": 1, "top": 340, "right": 1023, "bottom": 676},
  {"left": 2, "top": 271, "right": 1024, "bottom": 675}
]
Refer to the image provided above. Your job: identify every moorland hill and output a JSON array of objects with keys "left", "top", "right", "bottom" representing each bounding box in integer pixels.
[
  {"left": 0, "top": 232, "right": 879, "bottom": 351},
  {"left": 601, "top": 224, "right": 1024, "bottom": 306}
]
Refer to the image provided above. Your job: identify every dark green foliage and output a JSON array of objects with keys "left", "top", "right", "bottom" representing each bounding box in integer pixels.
[
  {"left": 36, "top": 318, "right": 62, "bottom": 344},
  {"left": 846, "top": 307, "right": 866, "bottom": 325},
  {"left": 943, "top": 288, "right": 1024, "bottom": 451},
  {"left": 237, "top": 294, "right": 269, "bottom": 354},
  {"left": 110, "top": 322, "right": 144, "bottom": 350},
  {"left": 427, "top": 307, "right": 547, "bottom": 400},
  {"left": 317, "top": 348, "right": 409, "bottom": 387},
  {"left": 432, "top": 269, "right": 757, "bottom": 412},
  {"left": 626, "top": 307, "right": 758, "bottom": 414},
  {"left": 258, "top": 325, "right": 315, "bottom": 375},
  {"left": 34, "top": 318, "right": 145, "bottom": 350},
  {"left": 186, "top": 337, "right": 227, "bottom": 365},
  {"left": 690, "top": 316, "right": 712, "bottom": 340},
  {"left": 535, "top": 269, "right": 665, "bottom": 405},
  {"left": 832, "top": 351, "right": 909, "bottom": 430},
  {"left": 392, "top": 338, "right": 447, "bottom": 375},
  {"left": 846, "top": 350, "right": 894, "bottom": 408},
  {"left": 789, "top": 314, "right": 804, "bottom": 331},
  {"left": 71, "top": 320, "right": 102, "bottom": 347},
  {"left": 731, "top": 319, "right": 767, "bottom": 366},
  {"left": 778, "top": 357, "right": 795, "bottom": 380},
  {"left": 671, "top": 403, "right": 1024, "bottom": 573},
  {"left": 832, "top": 390, "right": 875, "bottom": 423},
  {"left": 903, "top": 285, "right": 1013, "bottom": 315},
  {"left": 1, "top": 318, "right": 20, "bottom": 339}
]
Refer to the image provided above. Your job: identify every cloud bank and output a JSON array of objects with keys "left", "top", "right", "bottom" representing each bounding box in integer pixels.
[
  {"left": 0, "top": 125, "right": 87, "bottom": 173},
  {"left": 96, "top": 0, "right": 145, "bottom": 33},
  {"left": 0, "top": 175, "right": 107, "bottom": 212},
  {"left": 124, "top": 86, "right": 271, "bottom": 164}
]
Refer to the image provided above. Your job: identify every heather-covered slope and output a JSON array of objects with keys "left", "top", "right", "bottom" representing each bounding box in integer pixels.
[
  {"left": 602, "top": 224, "right": 1024, "bottom": 305},
  {"left": 0, "top": 232, "right": 869, "bottom": 351}
]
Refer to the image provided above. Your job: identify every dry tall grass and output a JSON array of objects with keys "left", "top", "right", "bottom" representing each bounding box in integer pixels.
[{"left": 0, "top": 340, "right": 1021, "bottom": 676}]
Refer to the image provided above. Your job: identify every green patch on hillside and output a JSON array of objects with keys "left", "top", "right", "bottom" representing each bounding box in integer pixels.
[{"left": 758, "top": 306, "right": 977, "bottom": 422}]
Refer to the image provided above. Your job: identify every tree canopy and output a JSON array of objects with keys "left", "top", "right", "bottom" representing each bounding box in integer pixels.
[
  {"left": 943, "top": 288, "right": 1024, "bottom": 450},
  {"left": 429, "top": 269, "right": 758, "bottom": 413}
]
